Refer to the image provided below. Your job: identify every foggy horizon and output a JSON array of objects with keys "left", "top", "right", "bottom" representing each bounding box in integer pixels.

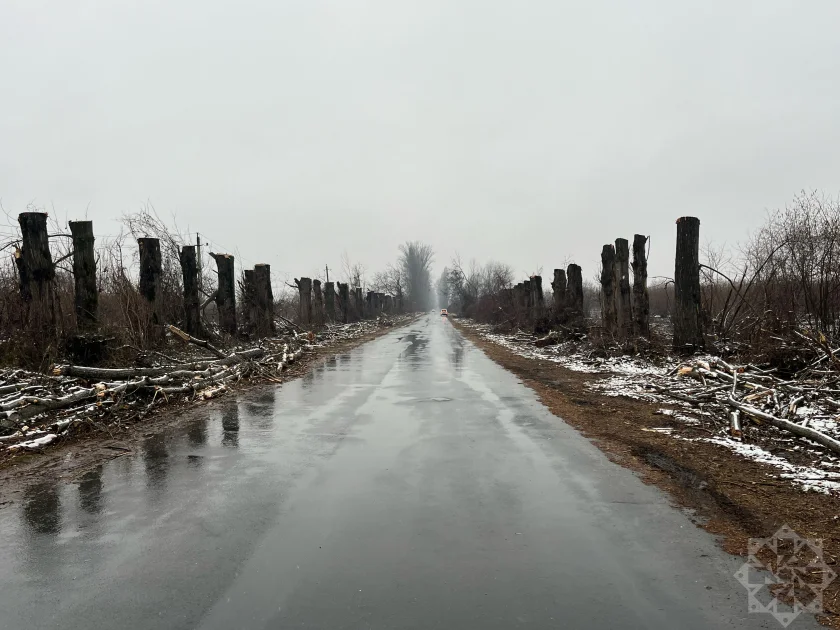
[{"left": 3, "top": 1, "right": 840, "bottom": 286}]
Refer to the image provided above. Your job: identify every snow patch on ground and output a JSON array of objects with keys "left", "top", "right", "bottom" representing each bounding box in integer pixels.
[{"left": 704, "top": 436, "right": 840, "bottom": 494}]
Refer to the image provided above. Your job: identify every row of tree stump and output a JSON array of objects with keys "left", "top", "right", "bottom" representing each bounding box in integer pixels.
[
  {"left": 598, "top": 217, "right": 703, "bottom": 352},
  {"left": 600, "top": 235, "right": 650, "bottom": 340},
  {"left": 295, "top": 278, "right": 399, "bottom": 327}
]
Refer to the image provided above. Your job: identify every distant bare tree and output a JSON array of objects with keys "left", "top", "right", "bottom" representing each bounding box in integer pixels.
[{"left": 399, "top": 241, "right": 434, "bottom": 311}]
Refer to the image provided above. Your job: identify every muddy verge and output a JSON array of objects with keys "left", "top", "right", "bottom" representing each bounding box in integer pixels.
[{"left": 453, "top": 319, "right": 840, "bottom": 628}]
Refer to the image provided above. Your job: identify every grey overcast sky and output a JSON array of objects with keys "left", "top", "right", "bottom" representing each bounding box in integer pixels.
[{"left": 2, "top": 0, "right": 840, "bottom": 286}]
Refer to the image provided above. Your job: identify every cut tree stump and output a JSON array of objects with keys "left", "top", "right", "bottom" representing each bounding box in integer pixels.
[
  {"left": 17, "top": 212, "right": 56, "bottom": 334},
  {"left": 632, "top": 234, "right": 650, "bottom": 338},
  {"left": 180, "top": 245, "right": 201, "bottom": 337},
  {"left": 674, "top": 217, "right": 704, "bottom": 352},
  {"left": 297, "top": 277, "right": 313, "bottom": 327},
  {"left": 138, "top": 237, "right": 162, "bottom": 339},
  {"left": 313, "top": 279, "right": 324, "bottom": 328},
  {"left": 211, "top": 253, "right": 237, "bottom": 335},
  {"left": 615, "top": 238, "right": 632, "bottom": 338},
  {"left": 551, "top": 269, "right": 566, "bottom": 321},
  {"left": 324, "top": 281, "right": 335, "bottom": 322},
  {"left": 253, "top": 264, "right": 274, "bottom": 337},
  {"left": 69, "top": 220, "right": 97, "bottom": 330},
  {"left": 338, "top": 282, "right": 349, "bottom": 323},
  {"left": 600, "top": 244, "right": 617, "bottom": 335},
  {"left": 566, "top": 264, "right": 584, "bottom": 319}
]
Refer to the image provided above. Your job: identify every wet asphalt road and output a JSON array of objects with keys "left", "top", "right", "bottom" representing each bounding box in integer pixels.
[{"left": 0, "top": 315, "right": 816, "bottom": 629}]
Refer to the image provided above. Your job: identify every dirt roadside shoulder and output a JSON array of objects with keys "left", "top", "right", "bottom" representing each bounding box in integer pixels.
[
  {"left": 0, "top": 317, "right": 417, "bottom": 503},
  {"left": 453, "top": 319, "right": 840, "bottom": 628}
]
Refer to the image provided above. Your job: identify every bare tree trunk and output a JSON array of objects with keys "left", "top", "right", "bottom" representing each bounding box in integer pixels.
[
  {"left": 324, "top": 281, "right": 335, "bottom": 322},
  {"left": 632, "top": 234, "right": 650, "bottom": 338},
  {"left": 69, "top": 220, "right": 97, "bottom": 330},
  {"left": 674, "top": 217, "right": 704, "bottom": 352},
  {"left": 313, "top": 279, "right": 324, "bottom": 328},
  {"left": 211, "top": 253, "right": 237, "bottom": 335},
  {"left": 565, "top": 264, "right": 584, "bottom": 318},
  {"left": 551, "top": 269, "right": 566, "bottom": 321},
  {"left": 337, "top": 282, "right": 349, "bottom": 323},
  {"left": 600, "top": 244, "right": 617, "bottom": 335},
  {"left": 17, "top": 212, "right": 56, "bottom": 335},
  {"left": 296, "top": 277, "right": 313, "bottom": 327},
  {"left": 138, "top": 238, "right": 162, "bottom": 339},
  {"left": 254, "top": 264, "right": 274, "bottom": 337},
  {"left": 615, "top": 238, "right": 632, "bottom": 338},
  {"left": 179, "top": 245, "right": 201, "bottom": 336}
]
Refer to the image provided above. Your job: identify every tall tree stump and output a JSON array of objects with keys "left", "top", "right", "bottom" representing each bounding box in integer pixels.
[
  {"left": 566, "top": 264, "right": 584, "bottom": 318},
  {"left": 138, "top": 238, "right": 162, "bottom": 339},
  {"left": 600, "top": 244, "right": 617, "bottom": 335},
  {"left": 313, "top": 279, "right": 324, "bottom": 328},
  {"left": 324, "top": 281, "right": 335, "bottom": 321},
  {"left": 338, "top": 282, "right": 349, "bottom": 323},
  {"left": 296, "top": 277, "right": 313, "bottom": 327},
  {"left": 179, "top": 245, "right": 201, "bottom": 336},
  {"left": 211, "top": 253, "right": 237, "bottom": 335},
  {"left": 615, "top": 238, "right": 632, "bottom": 338},
  {"left": 632, "top": 234, "right": 650, "bottom": 338},
  {"left": 354, "top": 287, "right": 364, "bottom": 321},
  {"left": 17, "top": 212, "right": 56, "bottom": 333},
  {"left": 254, "top": 264, "right": 275, "bottom": 337},
  {"left": 530, "top": 276, "right": 544, "bottom": 311},
  {"left": 69, "top": 220, "right": 97, "bottom": 330},
  {"left": 551, "top": 269, "right": 567, "bottom": 321},
  {"left": 674, "top": 217, "right": 704, "bottom": 352}
]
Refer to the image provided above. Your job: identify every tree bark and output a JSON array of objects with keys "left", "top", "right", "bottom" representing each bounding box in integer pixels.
[
  {"left": 324, "top": 281, "right": 335, "bottom": 322},
  {"left": 565, "top": 264, "right": 584, "bottom": 318},
  {"left": 253, "top": 264, "right": 274, "bottom": 337},
  {"left": 600, "top": 245, "right": 617, "bottom": 335},
  {"left": 211, "top": 253, "right": 237, "bottom": 335},
  {"left": 179, "top": 245, "right": 201, "bottom": 336},
  {"left": 138, "top": 237, "right": 162, "bottom": 338},
  {"left": 615, "top": 238, "right": 632, "bottom": 338},
  {"left": 297, "top": 277, "right": 313, "bottom": 327},
  {"left": 674, "top": 217, "right": 704, "bottom": 352},
  {"left": 632, "top": 234, "right": 650, "bottom": 337},
  {"left": 313, "top": 279, "right": 324, "bottom": 328},
  {"left": 69, "top": 220, "right": 97, "bottom": 330},
  {"left": 17, "top": 212, "right": 56, "bottom": 334}
]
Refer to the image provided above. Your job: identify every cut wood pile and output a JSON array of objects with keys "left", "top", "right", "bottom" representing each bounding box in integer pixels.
[{"left": 0, "top": 315, "right": 408, "bottom": 455}]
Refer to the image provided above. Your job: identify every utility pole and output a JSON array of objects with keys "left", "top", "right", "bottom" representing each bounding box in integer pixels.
[
  {"left": 325, "top": 264, "right": 329, "bottom": 283},
  {"left": 196, "top": 233, "right": 202, "bottom": 294}
]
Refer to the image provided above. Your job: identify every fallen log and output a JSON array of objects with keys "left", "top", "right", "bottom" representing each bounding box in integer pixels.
[
  {"left": 54, "top": 348, "right": 265, "bottom": 378},
  {"left": 726, "top": 397, "right": 840, "bottom": 456}
]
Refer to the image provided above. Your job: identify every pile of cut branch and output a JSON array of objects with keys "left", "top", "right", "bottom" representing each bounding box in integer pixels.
[{"left": 651, "top": 356, "right": 840, "bottom": 456}]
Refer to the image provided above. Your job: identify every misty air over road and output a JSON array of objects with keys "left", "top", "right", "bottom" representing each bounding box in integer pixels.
[{"left": 0, "top": 315, "right": 809, "bottom": 630}]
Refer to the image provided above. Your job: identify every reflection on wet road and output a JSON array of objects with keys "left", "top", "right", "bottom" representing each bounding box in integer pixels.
[{"left": 0, "top": 315, "right": 817, "bottom": 629}]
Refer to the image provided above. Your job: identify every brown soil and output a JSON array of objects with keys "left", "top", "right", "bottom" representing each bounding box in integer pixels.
[
  {"left": 454, "top": 320, "right": 840, "bottom": 628},
  {"left": 0, "top": 320, "right": 411, "bottom": 504}
]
